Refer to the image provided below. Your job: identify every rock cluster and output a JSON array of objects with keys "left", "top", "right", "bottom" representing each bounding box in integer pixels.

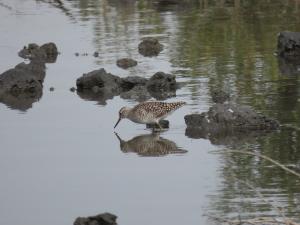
[
  {"left": 0, "top": 42, "right": 58, "bottom": 111},
  {"left": 185, "top": 103, "right": 280, "bottom": 131},
  {"left": 76, "top": 68, "right": 180, "bottom": 104},
  {"left": 184, "top": 101, "right": 280, "bottom": 144}
]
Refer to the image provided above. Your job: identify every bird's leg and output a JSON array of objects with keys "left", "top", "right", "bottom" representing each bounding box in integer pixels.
[
  {"left": 156, "top": 122, "right": 163, "bottom": 130},
  {"left": 151, "top": 122, "right": 162, "bottom": 133}
]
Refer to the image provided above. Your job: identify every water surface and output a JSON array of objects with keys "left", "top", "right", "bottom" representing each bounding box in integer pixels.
[{"left": 0, "top": 0, "right": 300, "bottom": 224}]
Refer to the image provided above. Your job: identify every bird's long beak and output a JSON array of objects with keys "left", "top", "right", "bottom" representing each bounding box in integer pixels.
[{"left": 114, "top": 117, "right": 122, "bottom": 129}]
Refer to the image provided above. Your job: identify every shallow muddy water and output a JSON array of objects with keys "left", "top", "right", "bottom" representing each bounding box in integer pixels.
[{"left": 0, "top": 0, "right": 300, "bottom": 224}]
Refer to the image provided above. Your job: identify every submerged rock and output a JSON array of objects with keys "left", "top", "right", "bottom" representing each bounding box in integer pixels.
[
  {"left": 116, "top": 58, "right": 137, "bottom": 69},
  {"left": 138, "top": 37, "right": 163, "bottom": 57},
  {"left": 277, "top": 31, "right": 300, "bottom": 59},
  {"left": 93, "top": 51, "right": 99, "bottom": 57},
  {"left": 76, "top": 69, "right": 181, "bottom": 104},
  {"left": 74, "top": 212, "right": 117, "bottom": 225},
  {"left": 185, "top": 103, "right": 280, "bottom": 131}
]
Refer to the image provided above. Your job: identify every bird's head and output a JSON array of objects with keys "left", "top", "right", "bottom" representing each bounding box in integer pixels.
[{"left": 114, "top": 107, "right": 131, "bottom": 128}]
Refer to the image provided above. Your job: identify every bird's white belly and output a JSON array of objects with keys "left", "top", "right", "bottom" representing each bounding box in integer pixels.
[{"left": 129, "top": 115, "right": 157, "bottom": 124}]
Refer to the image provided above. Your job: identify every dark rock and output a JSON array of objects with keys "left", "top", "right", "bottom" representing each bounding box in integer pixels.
[
  {"left": 211, "top": 89, "right": 230, "bottom": 103},
  {"left": 120, "top": 85, "right": 151, "bottom": 102},
  {"left": 40, "top": 42, "right": 58, "bottom": 62},
  {"left": 0, "top": 61, "right": 46, "bottom": 111},
  {"left": 185, "top": 103, "right": 280, "bottom": 131},
  {"left": 74, "top": 212, "right": 117, "bottom": 225},
  {"left": 70, "top": 87, "right": 76, "bottom": 92},
  {"left": 18, "top": 42, "right": 58, "bottom": 63},
  {"left": 147, "top": 72, "right": 176, "bottom": 90},
  {"left": 93, "top": 51, "right": 99, "bottom": 57},
  {"left": 76, "top": 69, "right": 182, "bottom": 103},
  {"left": 146, "top": 119, "right": 169, "bottom": 129},
  {"left": 49, "top": 87, "right": 54, "bottom": 91},
  {"left": 146, "top": 72, "right": 177, "bottom": 100},
  {"left": 76, "top": 69, "right": 123, "bottom": 105},
  {"left": 138, "top": 37, "right": 163, "bottom": 57},
  {"left": 92, "top": 86, "right": 101, "bottom": 93},
  {"left": 116, "top": 58, "right": 137, "bottom": 69},
  {"left": 76, "top": 68, "right": 122, "bottom": 92},
  {"left": 75, "top": 53, "right": 79, "bottom": 57},
  {"left": 115, "top": 132, "right": 187, "bottom": 157},
  {"left": 277, "top": 31, "right": 300, "bottom": 59},
  {"left": 0, "top": 42, "right": 57, "bottom": 111},
  {"left": 121, "top": 76, "right": 148, "bottom": 90}
]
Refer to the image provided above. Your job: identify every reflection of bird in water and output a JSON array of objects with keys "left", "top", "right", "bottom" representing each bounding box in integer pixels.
[
  {"left": 114, "top": 101, "right": 186, "bottom": 130},
  {"left": 115, "top": 132, "right": 187, "bottom": 157}
]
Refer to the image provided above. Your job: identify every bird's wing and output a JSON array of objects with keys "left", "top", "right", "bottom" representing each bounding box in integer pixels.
[{"left": 133, "top": 101, "right": 185, "bottom": 119}]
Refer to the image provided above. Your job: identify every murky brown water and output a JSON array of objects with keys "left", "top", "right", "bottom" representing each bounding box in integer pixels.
[{"left": 0, "top": 0, "right": 300, "bottom": 224}]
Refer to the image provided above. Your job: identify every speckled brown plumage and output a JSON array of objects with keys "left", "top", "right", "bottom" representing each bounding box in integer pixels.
[
  {"left": 114, "top": 101, "right": 186, "bottom": 129},
  {"left": 130, "top": 101, "right": 186, "bottom": 119}
]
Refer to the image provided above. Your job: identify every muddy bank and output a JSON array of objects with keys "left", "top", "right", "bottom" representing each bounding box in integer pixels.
[
  {"left": 74, "top": 212, "right": 117, "bottom": 225},
  {"left": 115, "top": 132, "right": 187, "bottom": 157},
  {"left": 0, "top": 43, "right": 58, "bottom": 110},
  {"left": 76, "top": 69, "right": 180, "bottom": 104}
]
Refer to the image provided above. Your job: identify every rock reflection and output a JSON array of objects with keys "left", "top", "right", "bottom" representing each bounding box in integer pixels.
[
  {"left": 278, "top": 56, "right": 300, "bottom": 76},
  {"left": 115, "top": 132, "right": 187, "bottom": 157},
  {"left": 185, "top": 127, "right": 273, "bottom": 147}
]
